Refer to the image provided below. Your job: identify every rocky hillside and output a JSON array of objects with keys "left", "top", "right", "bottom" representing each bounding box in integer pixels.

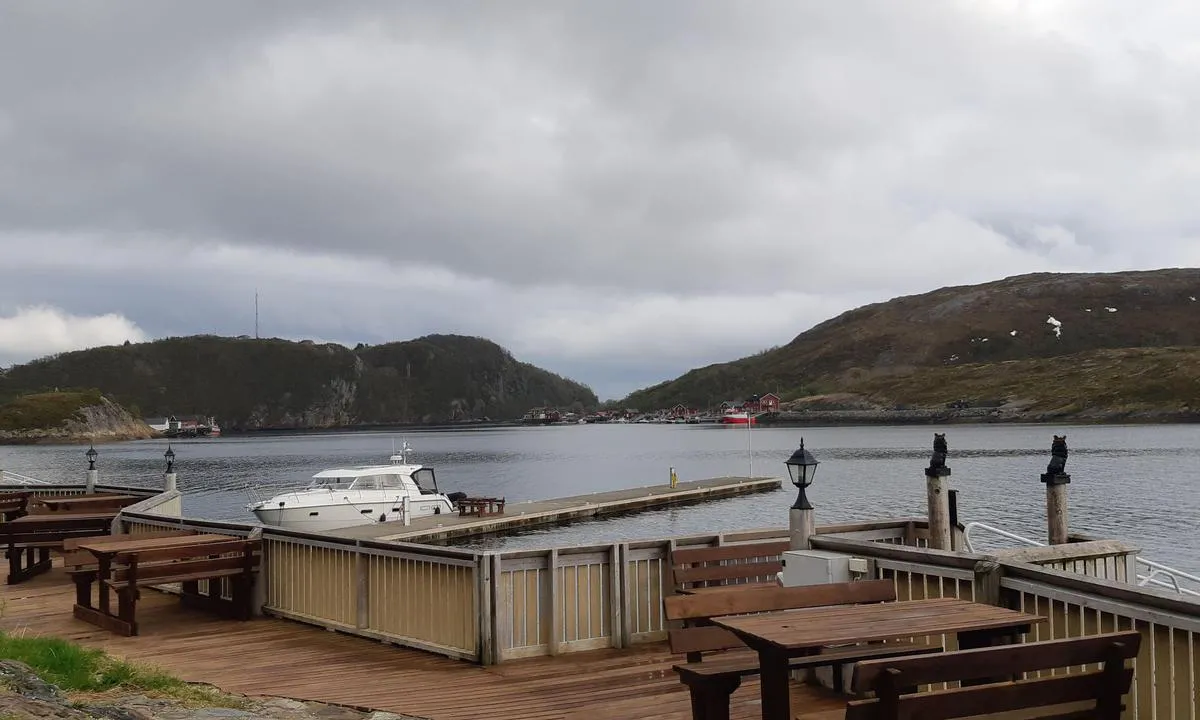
[
  {"left": 621, "top": 269, "right": 1200, "bottom": 420},
  {"left": 0, "top": 334, "right": 596, "bottom": 431},
  {"left": 0, "top": 391, "right": 153, "bottom": 444}
]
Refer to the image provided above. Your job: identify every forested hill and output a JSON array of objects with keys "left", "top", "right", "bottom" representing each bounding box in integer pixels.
[
  {"left": 619, "top": 269, "right": 1200, "bottom": 420},
  {"left": 0, "top": 334, "right": 597, "bottom": 430}
]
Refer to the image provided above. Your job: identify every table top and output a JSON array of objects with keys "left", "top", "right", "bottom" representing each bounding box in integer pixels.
[
  {"left": 712, "top": 597, "right": 1043, "bottom": 652},
  {"left": 76, "top": 533, "right": 237, "bottom": 555},
  {"left": 9, "top": 511, "right": 118, "bottom": 524}
]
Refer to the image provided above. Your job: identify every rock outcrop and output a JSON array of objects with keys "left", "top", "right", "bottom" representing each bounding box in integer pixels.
[{"left": 0, "top": 393, "right": 153, "bottom": 445}]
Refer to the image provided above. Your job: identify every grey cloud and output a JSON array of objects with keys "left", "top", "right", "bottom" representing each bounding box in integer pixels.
[{"left": 3, "top": 1, "right": 1200, "bottom": 396}]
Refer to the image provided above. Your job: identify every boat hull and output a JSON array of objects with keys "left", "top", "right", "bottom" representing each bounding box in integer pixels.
[
  {"left": 251, "top": 495, "right": 455, "bottom": 532},
  {"left": 721, "top": 413, "right": 758, "bottom": 425}
]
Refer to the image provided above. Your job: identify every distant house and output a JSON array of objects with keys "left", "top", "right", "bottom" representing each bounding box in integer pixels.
[
  {"left": 759, "top": 393, "right": 781, "bottom": 412},
  {"left": 143, "top": 416, "right": 180, "bottom": 433},
  {"left": 669, "top": 403, "right": 698, "bottom": 419},
  {"left": 719, "top": 400, "right": 741, "bottom": 412}
]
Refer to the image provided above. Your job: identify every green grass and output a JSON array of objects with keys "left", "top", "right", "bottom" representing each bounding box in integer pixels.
[
  {"left": 0, "top": 631, "right": 245, "bottom": 707},
  {"left": 844, "top": 347, "right": 1200, "bottom": 413},
  {"left": 0, "top": 390, "right": 104, "bottom": 431}
]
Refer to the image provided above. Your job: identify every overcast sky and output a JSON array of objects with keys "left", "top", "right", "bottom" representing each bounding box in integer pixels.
[{"left": 3, "top": 1, "right": 1200, "bottom": 400}]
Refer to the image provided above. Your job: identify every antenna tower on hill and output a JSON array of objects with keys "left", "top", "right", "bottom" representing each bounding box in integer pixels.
[{"left": 255, "top": 291, "right": 259, "bottom": 339}]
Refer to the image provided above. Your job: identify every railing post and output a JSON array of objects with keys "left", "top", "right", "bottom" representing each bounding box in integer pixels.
[
  {"left": 618, "top": 543, "right": 631, "bottom": 647},
  {"left": 491, "top": 554, "right": 508, "bottom": 662},
  {"left": 478, "top": 552, "right": 494, "bottom": 665},
  {"left": 972, "top": 559, "right": 1002, "bottom": 607},
  {"left": 253, "top": 531, "right": 269, "bottom": 617},
  {"left": 609, "top": 543, "right": 623, "bottom": 649},
  {"left": 546, "top": 548, "right": 560, "bottom": 655},
  {"left": 355, "top": 541, "right": 368, "bottom": 629}
]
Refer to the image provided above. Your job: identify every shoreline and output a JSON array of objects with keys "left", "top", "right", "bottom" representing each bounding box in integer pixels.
[{"left": 5, "top": 410, "right": 1196, "bottom": 445}]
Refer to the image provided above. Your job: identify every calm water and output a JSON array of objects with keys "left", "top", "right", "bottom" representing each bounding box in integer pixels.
[{"left": 2, "top": 424, "right": 1197, "bottom": 572}]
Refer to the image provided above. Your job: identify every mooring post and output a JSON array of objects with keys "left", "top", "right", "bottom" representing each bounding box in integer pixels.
[
  {"left": 1041, "top": 435, "right": 1071, "bottom": 545},
  {"left": 924, "top": 433, "right": 952, "bottom": 550}
]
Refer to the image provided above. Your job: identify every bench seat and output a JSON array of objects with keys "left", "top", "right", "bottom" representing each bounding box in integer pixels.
[
  {"left": 104, "top": 566, "right": 245, "bottom": 589},
  {"left": 675, "top": 640, "right": 940, "bottom": 684}
]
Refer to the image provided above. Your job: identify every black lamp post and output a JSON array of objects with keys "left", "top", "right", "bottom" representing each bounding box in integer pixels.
[
  {"left": 85, "top": 444, "right": 98, "bottom": 471},
  {"left": 784, "top": 438, "right": 819, "bottom": 511},
  {"left": 164, "top": 444, "right": 175, "bottom": 474}
]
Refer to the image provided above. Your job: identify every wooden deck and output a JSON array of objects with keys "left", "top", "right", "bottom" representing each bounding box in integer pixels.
[
  {"left": 331, "top": 476, "right": 781, "bottom": 543},
  {"left": 0, "top": 564, "right": 846, "bottom": 720}
]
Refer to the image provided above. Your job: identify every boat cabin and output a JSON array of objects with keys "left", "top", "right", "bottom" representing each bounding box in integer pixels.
[{"left": 306, "top": 465, "right": 441, "bottom": 495}]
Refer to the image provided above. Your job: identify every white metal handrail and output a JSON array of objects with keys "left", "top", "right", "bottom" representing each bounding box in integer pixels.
[
  {"left": 0, "top": 470, "right": 51, "bottom": 485},
  {"left": 963, "top": 521, "right": 1200, "bottom": 598}
]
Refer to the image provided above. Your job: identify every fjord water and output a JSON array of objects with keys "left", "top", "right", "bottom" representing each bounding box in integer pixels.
[{"left": 3, "top": 424, "right": 1197, "bottom": 573}]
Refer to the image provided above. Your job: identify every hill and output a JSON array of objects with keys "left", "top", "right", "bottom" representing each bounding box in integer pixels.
[
  {"left": 0, "top": 390, "right": 154, "bottom": 444},
  {"left": 620, "top": 269, "right": 1200, "bottom": 421},
  {"left": 0, "top": 335, "right": 597, "bottom": 431}
]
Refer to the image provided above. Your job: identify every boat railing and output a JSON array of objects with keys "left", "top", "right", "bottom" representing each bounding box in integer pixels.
[{"left": 963, "top": 520, "right": 1200, "bottom": 597}]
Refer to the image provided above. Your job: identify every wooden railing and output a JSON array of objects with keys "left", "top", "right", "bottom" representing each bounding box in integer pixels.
[
  {"left": 111, "top": 499, "right": 1200, "bottom": 716},
  {"left": 813, "top": 533, "right": 1200, "bottom": 720},
  {"left": 0, "top": 483, "right": 160, "bottom": 498},
  {"left": 119, "top": 511, "right": 481, "bottom": 662}
]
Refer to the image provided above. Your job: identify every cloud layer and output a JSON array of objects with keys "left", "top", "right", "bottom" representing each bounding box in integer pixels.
[
  {"left": 0, "top": 306, "right": 146, "bottom": 366},
  {"left": 2, "top": 1, "right": 1200, "bottom": 397}
]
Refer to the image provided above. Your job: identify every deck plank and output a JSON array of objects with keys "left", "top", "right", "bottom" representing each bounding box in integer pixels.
[{"left": 0, "top": 564, "right": 846, "bottom": 719}]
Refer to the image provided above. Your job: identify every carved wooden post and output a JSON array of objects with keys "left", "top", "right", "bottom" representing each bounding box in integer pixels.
[
  {"left": 1041, "top": 435, "right": 1071, "bottom": 545},
  {"left": 925, "top": 434, "right": 952, "bottom": 550}
]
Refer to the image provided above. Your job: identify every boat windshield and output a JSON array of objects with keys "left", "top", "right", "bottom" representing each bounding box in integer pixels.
[
  {"left": 412, "top": 468, "right": 439, "bottom": 495},
  {"left": 307, "top": 473, "right": 408, "bottom": 491},
  {"left": 308, "top": 476, "right": 356, "bottom": 491}
]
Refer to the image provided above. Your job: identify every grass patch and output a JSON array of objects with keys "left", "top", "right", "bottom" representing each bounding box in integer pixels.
[
  {"left": 0, "top": 390, "right": 104, "bottom": 431},
  {"left": 0, "top": 631, "right": 246, "bottom": 708}
]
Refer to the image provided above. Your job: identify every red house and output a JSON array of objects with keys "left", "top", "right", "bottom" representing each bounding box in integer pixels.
[{"left": 741, "top": 393, "right": 781, "bottom": 413}]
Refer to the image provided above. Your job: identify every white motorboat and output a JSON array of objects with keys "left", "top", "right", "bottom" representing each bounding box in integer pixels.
[{"left": 247, "top": 444, "right": 465, "bottom": 532}]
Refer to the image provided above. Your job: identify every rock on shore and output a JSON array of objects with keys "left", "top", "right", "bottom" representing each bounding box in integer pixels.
[
  {"left": 0, "top": 394, "right": 154, "bottom": 445},
  {"left": 0, "top": 660, "right": 428, "bottom": 720}
]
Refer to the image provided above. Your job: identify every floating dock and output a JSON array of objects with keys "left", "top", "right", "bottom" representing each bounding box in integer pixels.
[{"left": 331, "top": 475, "right": 781, "bottom": 543}]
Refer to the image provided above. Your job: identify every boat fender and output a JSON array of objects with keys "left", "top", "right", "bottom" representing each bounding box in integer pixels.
[{"left": 379, "top": 513, "right": 387, "bottom": 523}]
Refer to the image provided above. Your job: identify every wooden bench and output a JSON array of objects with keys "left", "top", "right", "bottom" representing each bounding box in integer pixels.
[
  {"left": 71, "top": 535, "right": 261, "bottom": 636},
  {"left": 664, "top": 580, "right": 941, "bottom": 720},
  {"left": 0, "top": 492, "right": 31, "bottom": 522},
  {"left": 2, "top": 512, "right": 118, "bottom": 583},
  {"left": 845, "top": 630, "right": 1141, "bottom": 719},
  {"left": 669, "top": 540, "right": 789, "bottom": 594}
]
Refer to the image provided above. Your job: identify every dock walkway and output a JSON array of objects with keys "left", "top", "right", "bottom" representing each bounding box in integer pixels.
[
  {"left": 333, "top": 476, "right": 781, "bottom": 542},
  {"left": 0, "top": 566, "right": 842, "bottom": 720}
]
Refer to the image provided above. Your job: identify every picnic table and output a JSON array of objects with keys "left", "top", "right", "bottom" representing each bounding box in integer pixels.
[
  {"left": 35, "top": 494, "right": 144, "bottom": 513},
  {"left": 71, "top": 533, "right": 261, "bottom": 636},
  {"left": 712, "top": 596, "right": 1044, "bottom": 720},
  {"left": 3, "top": 512, "right": 119, "bottom": 584}
]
